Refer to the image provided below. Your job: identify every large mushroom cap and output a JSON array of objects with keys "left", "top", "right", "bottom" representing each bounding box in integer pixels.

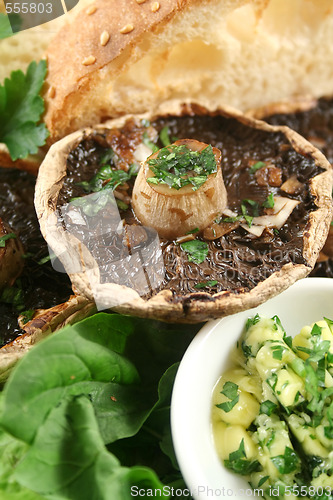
[
  {"left": 35, "top": 102, "right": 333, "bottom": 323},
  {"left": 0, "top": 295, "right": 96, "bottom": 383}
]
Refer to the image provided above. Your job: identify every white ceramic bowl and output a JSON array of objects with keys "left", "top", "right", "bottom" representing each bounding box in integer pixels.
[{"left": 171, "top": 277, "right": 333, "bottom": 500}]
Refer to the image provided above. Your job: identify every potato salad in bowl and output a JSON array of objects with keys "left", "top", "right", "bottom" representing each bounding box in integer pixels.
[
  {"left": 171, "top": 278, "right": 333, "bottom": 500},
  {"left": 212, "top": 314, "right": 333, "bottom": 500}
]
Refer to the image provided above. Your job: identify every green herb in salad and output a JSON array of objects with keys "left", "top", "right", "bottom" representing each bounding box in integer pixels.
[
  {"left": 213, "top": 314, "right": 333, "bottom": 500},
  {"left": 147, "top": 144, "right": 217, "bottom": 191},
  {"left": 216, "top": 381, "right": 239, "bottom": 413},
  {"left": 224, "top": 439, "right": 261, "bottom": 475}
]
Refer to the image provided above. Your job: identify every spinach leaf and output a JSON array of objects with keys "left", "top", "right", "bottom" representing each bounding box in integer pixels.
[
  {"left": 0, "top": 313, "right": 200, "bottom": 498},
  {"left": 14, "top": 395, "right": 167, "bottom": 500},
  {"left": 0, "top": 314, "right": 140, "bottom": 444},
  {"left": 0, "top": 397, "right": 42, "bottom": 499}
]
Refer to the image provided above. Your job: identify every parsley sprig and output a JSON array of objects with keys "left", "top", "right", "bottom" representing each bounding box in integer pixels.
[
  {"left": 0, "top": 60, "right": 49, "bottom": 160},
  {"left": 147, "top": 144, "right": 217, "bottom": 191}
]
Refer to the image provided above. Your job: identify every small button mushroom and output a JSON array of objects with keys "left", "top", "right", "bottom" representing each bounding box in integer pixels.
[{"left": 132, "top": 139, "right": 227, "bottom": 240}]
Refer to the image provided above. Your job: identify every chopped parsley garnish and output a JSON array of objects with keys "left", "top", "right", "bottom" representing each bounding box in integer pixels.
[
  {"left": 260, "top": 400, "right": 278, "bottom": 416},
  {"left": 267, "top": 372, "right": 278, "bottom": 392},
  {"left": 272, "top": 315, "right": 286, "bottom": 334},
  {"left": 257, "top": 476, "right": 270, "bottom": 487},
  {"left": 245, "top": 313, "right": 261, "bottom": 331},
  {"left": 99, "top": 148, "right": 115, "bottom": 166},
  {"left": 324, "top": 317, "right": 333, "bottom": 331},
  {"left": 271, "top": 344, "right": 285, "bottom": 360},
  {"left": 324, "top": 403, "right": 333, "bottom": 439},
  {"left": 262, "top": 192, "right": 275, "bottom": 209},
  {"left": 159, "top": 126, "right": 171, "bottom": 147},
  {"left": 146, "top": 144, "right": 217, "bottom": 191},
  {"left": 0, "top": 60, "right": 49, "bottom": 160},
  {"left": 185, "top": 228, "right": 199, "bottom": 235},
  {"left": 249, "top": 161, "right": 266, "bottom": 174},
  {"left": 221, "top": 215, "right": 243, "bottom": 223},
  {"left": 0, "top": 233, "right": 16, "bottom": 247},
  {"left": 116, "top": 200, "right": 129, "bottom": 211},
  {"left": 224, "top": 439, "right": 261, "bottom": 475},
  {"left": 37, "top": 254, "right": 52, "bottom": 265},
  {"left": 180, "top": 240, "right": 209, "bottom": 264},
  {"left": 194, "top": 280, "right": 218, "bottom": 289},
  {"left": 143, "top": 132, "right": 159, "bottom": 153},
  {"left": 216, "top": 381, "right": 239, "bottom": 412},
  {"left": 241, "top": 341, "right": 253, "bottom": 359},
  {"left": 0, "top": 280, "right": 25, "bottom": 311},
  {"left": 311, "top": 323, "right": 323, "bottom": 337},
  {"left": 77, "top": 163, "right": 137, "bottom": 194},
  {"left": 240, "top": 199, "right": 259, "bottom": 227},
  {"left": 271, "top": 447, "right": 299, "bottom": 474},
  {"left": 20, "top": 309, "right": 35, "bottom": 325}
]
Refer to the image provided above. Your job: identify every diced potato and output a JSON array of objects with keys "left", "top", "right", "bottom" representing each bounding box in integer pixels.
[
  {"left": 213, "top": 374, "right": 260, "bottom": 427},
  {"left": 244, "top": 317, "right": 284, "bottom": 357},
  {"left": 274, "top": 367, "right": 305, "bottom": 408},
  {"left": 312, "top": 472, "right": 333, "bottom": 488},
  {"left": 287, "top": 414, "right": 329, "bottom": 458},
  {"left": 213, "top": 422, "right": 257, "bottom": 461}
]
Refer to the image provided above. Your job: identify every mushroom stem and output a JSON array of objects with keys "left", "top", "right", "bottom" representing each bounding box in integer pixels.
[{"left": 132, "top": 139, "right": 227, "bottom": 240}]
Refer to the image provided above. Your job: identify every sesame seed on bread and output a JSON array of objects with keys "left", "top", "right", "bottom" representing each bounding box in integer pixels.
[{"left": 44, "top": 0, "right": 333, "bottom": 143}]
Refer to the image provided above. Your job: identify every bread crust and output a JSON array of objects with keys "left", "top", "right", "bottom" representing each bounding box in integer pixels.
[
  {"left": 45, "top": 0, "right": 190, "bottom": 141},
  {"left": 35, "top": 101, "right": 333, "bottom": 323},
  {"left": 0, "top": 144, "right": 43, "bottom": 175},
  {"left": 44, "top": 0, "right": 333, "bottom": 143}
]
